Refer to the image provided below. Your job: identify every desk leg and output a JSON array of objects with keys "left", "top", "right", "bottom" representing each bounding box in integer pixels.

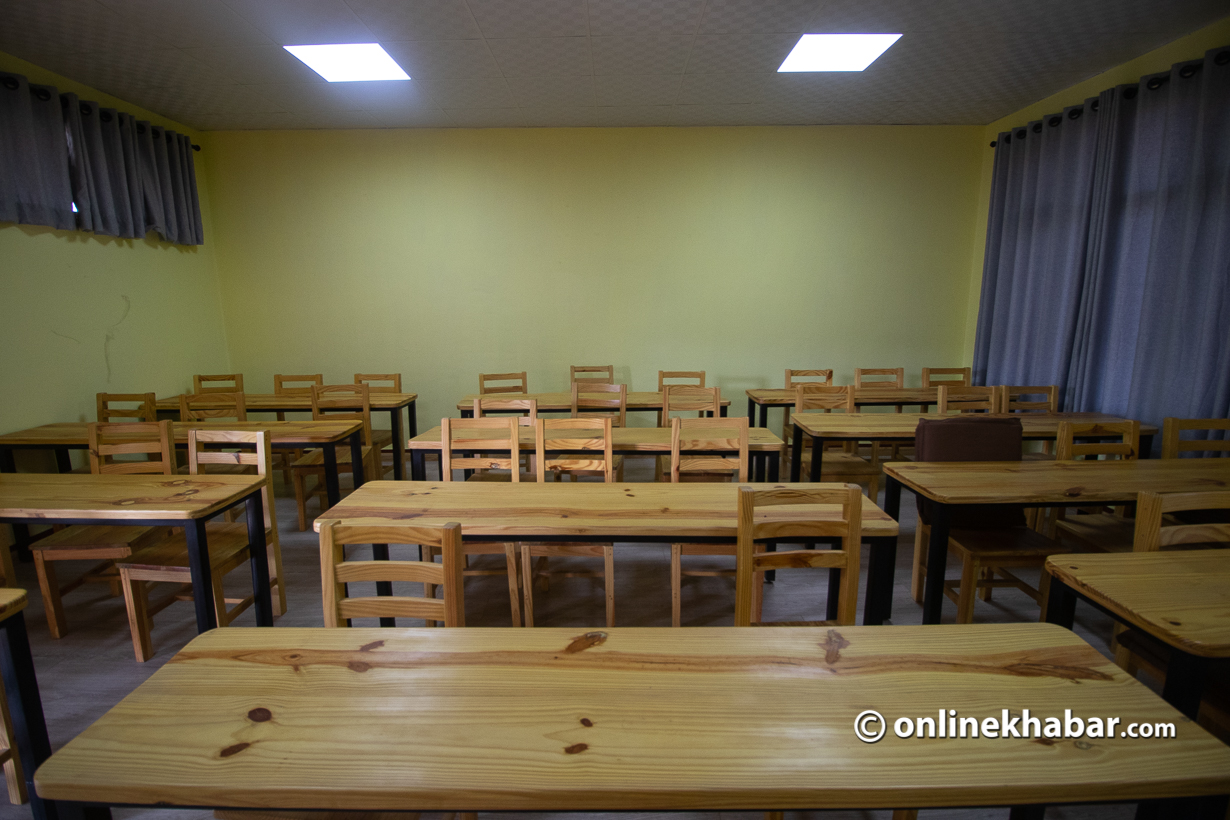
[
  {"left": 746, "top": 397, "right": 755, "bottom": 424},
  {"left": 1140, "top": 432, "right": 1155, "bottom": 459},
  {"left": 1043, "top": 576, "right": 1077, "bottom": 629},
  {"left": 1137, "top": 796, "right": 1228, "bottom": 819},
  {"left": 1163, "top": 650, "right": 1211, "bottom": 721},
  {"left": 349, "top": 431, "right": 366, "bottom": 491},
  {"left": 790, "top": 425, "right": 803, "bottom": 482},
  {"left": 884, "top": 475, "right": 902, "bottom": 522},
  {"left": 323, "top": 443, "right": 342, "bottom": 507},
  {"left": 809, "top": 435, "right": 825, "bottom": 482},
  {"left": 864, "top": 536, "right": 896, "bottom": 625},
  {"left": 411, "top": 450, "right": 427, "bottom": 481},
  {"left": 460, "top": 407, "right": 473, "bottom": 419},
  {"left": 408, "top": 400, "right": 418, "bottom": 437},
  {"left": 372, "top": 544, "right": 395, "bottom": 628},
  {"left": 389, "top": 408, "right": 404, "bottom": 481},
  {"left": 1, "top": 612, "right": 55, "bottom": 820},
  {"left": 0, "top": 450, "right": 32, "bottom": 560},
  {"left": 185, "top": 519, "right": 219, "bottom": 632},
  {"left": 759, "top": 404, "right": 769, "bottom": 429},
  {"left": 768, "top": 452, "right": 779, "bottom": 482},
  {"left": 1007, "top": 806, "right": 1045, "bottom": 820},
  {"left": 753, "top": 452, "right": 766, "bottom": 482},
  {"left": 719, "top": 404, "right": 727, "bottom": 418},
  {"left": 54, "top": 449, "right": 72, "bottom": 473},
  {"left": 922, "top": 503, "right": 951, "bottom": 625},
  {"left": 246, "top": 491, "right": 273, "bottom": 628}
]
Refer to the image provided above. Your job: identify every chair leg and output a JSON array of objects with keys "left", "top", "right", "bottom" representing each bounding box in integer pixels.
[
  {"left": 979, "top": 567, "right": 994, "bottom": 602},
  {"left": 910, "top": 525, "right": 928, "bottom": 604},
  {"left": 891, "top": 811, "right": 919, "bottom": 820},
  {"left": 504, "top": 544, "right": 522, "bottom": 628},
  {"left": 604, "top": 544, "right": 615, "bottom": 628},
  {"left": 0, "top": 676, "right": 27, "bottom": 804},
  {"left": 520, "top": 545, "right": 536, "bottom": 628},
  {"left": 292, "top": 469, "right": 309, "bottom": 532},
  {"left": 670, "top": 544, "right": 683, "bottom": 627},
  {"left": 33, "top": 553, "right": 68, "bottom": 639},
  {"left": 956, "top": 554, "right": 978, "bottom": 624},
  {"left": 752, "top": 570, "right": 764, "bottom": 623},
  {"left": 119, "top": 570, "right": 154, "bottom": 663},
  {"left": 269, "top": 542, "right": 287, "bottom": 618},
  {"left": 0, "top": 543, "right": 14, "bottom": 588},
  {"left": 212, "top": 565, "right": 229, "bottom": 627}
]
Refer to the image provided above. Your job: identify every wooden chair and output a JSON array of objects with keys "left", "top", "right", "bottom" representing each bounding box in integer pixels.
[
  {"left": 658, "top": 371, "right": 705, "bottom": 389},
  {"left": 910, "top": 417, "right": 1065, "bottom": 623},
  {"left": 733, "top": 485, "right": 862, "bottom": 626},
  {"left": 521, "top": 418, "right": 618, "bottom": 627},
  {"left": 116, "top": 430, "right": 286, "bottom": 661},
  {"left": 668, "top": 416, "right": 748, "bottom": 627},
  {"left": 856, "top": 367, "right": 906, "bottom": 456},
  {"left": 273, "top": 374, "right": 323, "bottom": 483},
  {"left": 654, "top": 385, "right": 721, "bottom": 478},
  {"left": 936, "top": 384, "right": 1000, "bottom": 414},
  {"left": 921, "top": 367, "right": 971, "bottom": 388},
  {"left": 96, "top": 392, "right": 157, "bottom": 422},
  {"left": 355, "top": 374, "right": 404, "bottom": 476},
  {"left": 321, "top": 521, "right": 465, "bottom": 628},
  {"left": 479, "top": 371, "right": 528, "bottom": 394},
  {"left": 291, "top": 384, "right": 384, "bottom": 531},
  {"left": 179, "top": 391, "right": 247, "bottom": 422},
  {"left": 792, "top": 385, "right": 883, "bottom": 499},
  {"left": 474, "top": 397, "right": 538, "bottom": 475},
  {"left": 32, "top": 421, "right": 175, "bottom": 639},
  {"left": 1163, "top": 417, "right": 1230, "bottom": 459},
  {"left": 192, "top": 374, "right": 243, "bottom": 393},
  {"left": 0, "top": 666, "right": 25, "bottom": 804},
  {"left": 1000, "top": 385, "right": 1059, "bottom": 413},
  {"left": 571, "top": 381, "right": 628, "bottom": 454},
  {"left": 570, "top": 364, "right": 613, "bottom": 385},
  {"left": 1048, "top": 420, "right": 1141, "bottom": 550},
  {"left": 780, "top": 370, "right": 832, "bottom": 445}
]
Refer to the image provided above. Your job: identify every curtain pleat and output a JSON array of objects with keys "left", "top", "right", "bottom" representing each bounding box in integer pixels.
[{"left": 1, "top": 71, "right": 203, "bottom": 245}]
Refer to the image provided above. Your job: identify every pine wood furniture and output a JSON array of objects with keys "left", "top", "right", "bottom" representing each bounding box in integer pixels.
[
  {"left": 883, "top": 458, "right": 1230, "bottom": 625},
  {"left": 0, "top": 473, "right": 273, "bottom": 634},
  {"left": 479, "top": 371, "right": 528, "bottom": 394},
  {"left": 746, "top": 386, "right": 995, "bottom": 427},
  {"left": 354, "top": 374, "right": 404, "bottom": 477},
  {"left": 1000, "top": 385, "right": 1060, "bottom": 413},
  {"left": 156, "top": 392, "right": 418, "bottom": 480},
  {"left": 791, "top": 385, "right": 884, "bottom": 497},
  {"left": 0, "top": 589, "right": 54, "bottom": 820},
  {"left": 571, "top": 381, "right": 628, "bottom": 430},
  {"left": 408, "top": 424, "right": 783, "bottom": 483},
  {"left": 1162, "top": 417, "right": 1230, "bottom": 458},
  {"left": 657, "top": 370, "right": 705, "bottom": 389},
  {"left": 570, "top": 364, "right": 613, "bottom": 384},
  {"left": 921, "top": 367, "right": 971, "bottom": 388},
  {"left": 1049, "top": 420, "right": 1141, "bottom": 550},
  {"left": 1046, "top": 549, "right": 1230, "bottom": 721},
  {"left": 95, "top": 392, "right": 157, "bottom": 423},
  {"left": 314, "top": 480, "right": 899, "bottom": 625},
  {"left": 192, "top": 374, "right": 242, "bottom": 393},
  {"left": 458, "top": 390, "right": 729, "bottom": 418},
  {"left": 291, "top": 385, "right": 385, "bottom": 531},
  {"left": 178, "top": 391, "right": 247, "bottom": 422},
  {"left": 33, "top": 624, "right": 1230, "bottom": 816},
  {"left": 273, "top": 375, "right": 323, "bottom": 483},
  {"left": 935, "top": 384, "right": 1001, "bottom": 414}
]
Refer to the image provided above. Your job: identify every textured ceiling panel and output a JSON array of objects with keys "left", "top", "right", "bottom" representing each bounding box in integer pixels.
[{"left": 1, "top": 0, "right": 1224, "bottom": 130}]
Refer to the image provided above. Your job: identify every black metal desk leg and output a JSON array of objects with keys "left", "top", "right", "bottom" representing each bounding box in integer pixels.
[
  {"left": 1163, "top": 650, "right": 1211, "bottom": 721},
  {"left": 922, "top": 503, "right": 951, "bottom": 624},
  {"left": 1, "top": 612, "right": 55, "bottom": 820},
  {"left": 884, "top": 475, "right": 902, "bottom": 522},
  {"left": 1043, "top": 576, "right": 1077, "bottom": 629},
  {"left": 184, "top": 519, "right": 218, "bottom": 632},
  {"left": 54, "top": 448, "right": 72, "bottom": 473},
  {"left": 768, "top": 453, "right": 779, "bottom": 482},
  {"left": 349, "top": 431, "right": 366, "bottom": 491},
  {"left": 826, "top": 564, "right": 841, "bottom": 621},
  {"left": 809, "top": 436, "right": 826, "bottom": 482},
  {"left": 719, "top": 404, "right": 727, "bottom": 417},
  {"left": 864, "top": 536, "right": 897, "bottom": 625},
  {"left": 746, "top": 397, "right": 755, "bottom": 424},
  {"left": 753, "top": 452, "right": 766, "bottom": 482},
  {"left": 411, "top": 450, "right": 426, "bottom": 481},
  {"left": 790, "top": 425, "right": 803, "bottom": 482},
  {"left": 372, "top": 543, "right": 395, "bottom": 627},
  {"left": 1008, "top": 806, "right": 1045, "bottom": 820},
  {"left": 245, "top": 492, "right": 273, "bottom": 627},
  {"left": 1140, "top": 432, "right": 1155, "bottom": 459},
  {"left": 1138, "top": 795, "right": 1229, "bottom": 819},
  {"left": 389, "top": 408, "right": 404, "bottom": 480},
  {"left": 407, "top": 400, "right": 418, "bottom": 437},
  {"left": 323, "top": 443, "right": 342, "bottom": 506}
]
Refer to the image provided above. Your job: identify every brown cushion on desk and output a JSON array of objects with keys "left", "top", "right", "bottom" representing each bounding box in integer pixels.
[{"left": 915, "top": 416, "right": 1025, "bottom": 530}]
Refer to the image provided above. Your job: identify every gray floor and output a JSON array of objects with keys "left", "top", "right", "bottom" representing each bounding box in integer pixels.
[{"left": 1, "top": 458, "right": 1139, "bottom": 820}]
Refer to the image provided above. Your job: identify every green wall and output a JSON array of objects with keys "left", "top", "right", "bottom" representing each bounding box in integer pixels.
[{"left": 203, "top": 125, "right": 984, "bottom": 428}]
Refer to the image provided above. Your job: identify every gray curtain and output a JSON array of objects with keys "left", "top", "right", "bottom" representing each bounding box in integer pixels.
[
  {"left": 974, "top": 46, "right": 1230, "bottom": 448},
  {"left": 1, "top": 71, "right": 204, "bottom": 245}
]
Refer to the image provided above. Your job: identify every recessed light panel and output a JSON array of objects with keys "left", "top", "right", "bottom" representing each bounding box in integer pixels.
[
  {"left": 283, "top": 43, "right": 410, "bottom": 82},
  {"left": 778, "top": 34, "right": 902, "bottom": 72}
]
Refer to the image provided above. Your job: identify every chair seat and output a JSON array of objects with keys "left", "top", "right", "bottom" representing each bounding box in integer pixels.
[
  {"left": 371, "top": 429, "right": 394, "bottom": 449},
  {"left": 34, "top": 525, "right": 164, "bottom": 556},
  {"left": 1054, "top": 514, "right": 1135, "bottom": 552},
  {"left": 117, "top": 522, "right": 263, "bottom": 574},
  {"left": 948, "top": 526, "right": 1064, "bottom": 561},
  {"left": 292, "top": 446, "right": 373, "bottom": 469}
]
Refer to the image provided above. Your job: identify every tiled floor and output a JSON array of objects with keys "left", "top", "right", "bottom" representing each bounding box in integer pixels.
[{"left": 1, "top": 461, "right": 1142, "bottom": 820}]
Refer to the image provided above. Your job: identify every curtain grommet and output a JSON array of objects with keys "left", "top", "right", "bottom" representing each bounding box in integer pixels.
[
  {"left": 1067, "top": 108, "right": 1082, "bottom": 120},
  {"left": 1047, "top": 116, "right": 1061, "bottom": 127},
  {"left": 2, "top": 77, "right": 19, "bottom": 91}
]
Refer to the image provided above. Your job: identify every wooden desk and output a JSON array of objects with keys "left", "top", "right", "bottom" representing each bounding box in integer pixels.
[
  {"left": 156, "top": 392, "right": 418, "bottom": 479},
  {"left": 883, "top": 459, "right": 1230, "bottom": 625},
  {"left": 0, "top": 589, "right": 54, "bottom": 820},
  {"left": 34, "top": 625, "right": 1230, "bottom": 815},
  {"left": 457, "top": 391, "right": 730, "bottom": 417},
  {"left": 316, "top": 480, "right": 899, "bottom": 625},
  {"left": 748, "top": 386, "right": 984, "bottom": 424},
  {"left": 0, "top": 473, "right": 273, "bottom": 633},
  {"left": 1046, "top": 550, "right": 1230, "bottom": 720},
  {"left": 790, "top": 412, "right": 1159, "bottom": 482},
  {"left": 408, "top": 424, "right": 784, "bottom": 481}
]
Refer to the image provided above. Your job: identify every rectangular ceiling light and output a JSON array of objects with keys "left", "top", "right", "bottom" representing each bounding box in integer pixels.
[
  {"left": 778, "top": 34, "right": 902, "bottom": 72},
  {"left": 283, "top": 43, "right": 410, "bottom": 82}
]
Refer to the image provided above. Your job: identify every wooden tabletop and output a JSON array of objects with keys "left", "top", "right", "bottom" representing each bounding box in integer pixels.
[
  {"left": 456, "top": 391, "right": 730, "bottom": 411},
  {"left": 410, "top": 425, "right": 783, "bottom": 452},
  {"left": 0, "top": 588, "right": 28, "bottom": 622},
  {"left": 314, "top": 480, "right": 897, "bottom": 539},
  {"left": 751, "top": 387, "right": 982, "bottom": 405},
  {"left": 0, "top": 473, "right": 266, "bottom": 522},
  {"left": 0, "top": 420, "right": 362, "bottom": 448},
  {"left": 155, "top": 393, "right": 417, "bottom": 411},
  {"left": 34, "top": 624, "right": 1230, "bottom": 810},
  {"left": 793, "top": 412, "right": 1157, "bottom": 440},
  {"left": 1047, "top": 550, "right": 1230, "bottom": 658},
  {"left": 884, "top": 459, "right": 1230, "bottom": 505}
]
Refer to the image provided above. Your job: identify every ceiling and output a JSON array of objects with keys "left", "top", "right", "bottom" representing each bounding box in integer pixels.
[{"left": 1, "top": 0, "right": 1226, "bottom": 131}]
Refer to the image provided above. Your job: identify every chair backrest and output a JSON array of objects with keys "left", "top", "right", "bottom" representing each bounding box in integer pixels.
[
  {"left": 570, "top": 365, "right": 614, "bottom": 385},
  {"left": 670, "top": 416, "right": 748, "bottom": 483},
  {"left": 440, "top": 416, "right": 520, "bottom": 481},
  {"left": 914, "top": 416, "right": 1025, "bottom": 529},
  {"left": 479, "top": 372, "right": 528, "bottom": 395},
  {"left": 96, "top": 392, "right": 157, "bottom": 422},
  {"left": 658, "top": 371, "right": 705, "bottom": 390},
  {"left": 311, "top": 384, "right": 374, "bottom": 447},
  {"left": 663, "top": 384, "right": 720, "bottom": 420},
  {"left": 1056, "top": 420, "right": 1139, "bottom": 461},
  {"left": 179, "top": 391, "right": 247, "bottom": 422},
  {"left": 274, "top": 374, "right": 323, "bottom": 395},
  {"left": 193, "top": 374, "right": 243, "bottom": 393},
  {"left": 854, "top": 368, "right": 904, "bottom": 388},
  {"left": 794, "top": 384, "right": 855, "bottom": 414},
  {"left": 733, "top": 485, "right": 862, "bottom": 626},
  {"left": 319, "top": 521, "right": 464, "bottom": 628},
  {"left": 87, "top": 421, "right": 176, "bottom": 475},
  {"left": 571, "top": 381, "right": 627, "bottom": 428},
  {"left": 936, "top": 384, "right": 1000, "bottom": 414},
  {"left": 473, "top": 397, "right": 539, "bottom": 427},
  {"left": 1133, "top": 491, "right": 1230, "bottom": 552},
  {"left": 187, "top": 429, "right": 277, "bottom": 533},
  {"left": 785, "top": 369, "right": 833, "bottom": 388},
  {"left": 921, "top": 367, "right": 970, "bottom": 388},
  {"left": 1000, "top": 385, "right": 1059, "bottom": 413},
  {"left": 355, "top": 373, "right": 401, "bottom": 393},
  {"left": 535, "top": 417, "right": 615, "bottom": 482},
  {"left": 1162, "top": 418, "right": 1230, "bottom": 459}
]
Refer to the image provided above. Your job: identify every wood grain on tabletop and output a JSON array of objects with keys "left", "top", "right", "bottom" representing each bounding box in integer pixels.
[
  {"left": 0, "top": 421, "right": 362, "bottom": 447},
  {"left": 33, "top": 624, "right": 1230, "bottom": 810},
  {"left": 313, "top": 481, "right": 897, "bottom": 539},
  {"left": 884, "top": 459, "right": 1230, "bottom": 505},
  {"left": 1047, "top": 550, "right": 1230, "bottom": 658},
  {"left": 0, "top": 473, "right": 265, "bottom": 521},
  {"left": 792, "top": 412, "right": 1158, "bottom": 439},
  {"left": 410, "top": 425, "right": 782, "bottom": 452},
  {"left": 155, "top": 393, "right": 417, "bottom": 411},
  {"left": 456, "top": 391, "right": 730, "bottom": 411}
]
